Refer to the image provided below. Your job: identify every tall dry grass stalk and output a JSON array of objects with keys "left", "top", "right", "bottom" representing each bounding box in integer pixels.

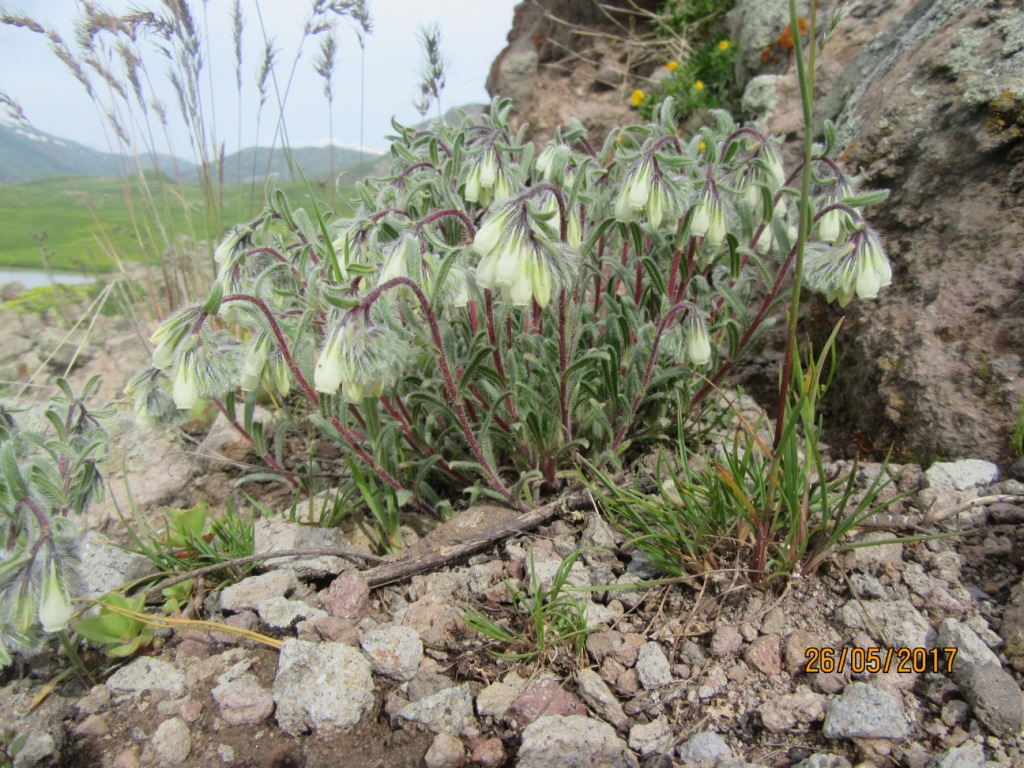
[{"left": 0, "top": 0, "right": 374, "bottom": 325}]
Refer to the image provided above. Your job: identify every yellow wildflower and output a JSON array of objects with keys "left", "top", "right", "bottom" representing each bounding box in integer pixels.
[
  {"left": 630, "top": 88, "right": 645, "bottom": 107},
  {"left": 698, "top": 140, "right": 707, "bottom": 152},
  {"left": 718, "top": 40, "right": 730, "bottom": 51},
  {"left": 694, "top": 80, "right": 705, "bottom": 92},
  {"left": 666, "top": 61, "right": 679, "bottom": 72}
]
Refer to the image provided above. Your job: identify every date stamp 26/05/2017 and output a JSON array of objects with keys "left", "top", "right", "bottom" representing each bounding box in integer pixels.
[{"left": 805, "top": 646, "right": 958, "bottom": 675}]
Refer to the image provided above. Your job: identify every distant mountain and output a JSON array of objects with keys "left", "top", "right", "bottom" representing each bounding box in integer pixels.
[{"left": 0, "top": 117, "right": 383, "bottom": 185}]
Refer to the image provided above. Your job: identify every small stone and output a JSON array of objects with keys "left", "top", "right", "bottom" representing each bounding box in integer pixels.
[
  {"left": 210, "top": 610, "right": 259, "bottom": 644},
  {"left": 151, "top": 717, "right": 191, "bottom": 765},
  {"left": 635, "top": 643, "right": 672, "bottom": 689},
  {"left": 760, "top": 607, "right": 788, "bottom": 636},
  {"left": 928, "top": 741, "right": 985, "bottom": 768},
  {"left": 107, "top": 658, "right": 185, "bottom": 701},
  {"left": 785, "top": 631, "right": 818, "bottom": 675},
  {"left": 711, "top": 625, "right": 744, "bottom": 657},
  {"left": 253, "top": 516, "right": 355, "bottom": 578},
  {"left": 614, "top": 668, "right": 640, "bottom": 697},
  {"left": 477, "top": 679, "right": 526, "bottom": 718},
  {"left": 586, "top": 631, "right": 623, "bottom": 664},
  {"left": 837, "top": 599, "right": 931, "bottom": 650},
  {"left": 212, "top": 675, "right": 275, "bottom": 726},
  {"left": 607, "top": 633, "right": 645, "bottom": 667},
  {"left": 403, "top": 593, "right": 464, "bottom": 648},
  {"left": 760, "top": 691, "right": 828, "bottom": 732},
  {"left": 935, "top": 619, "right": 1001, "bottom": 679},
  {"left": 941, "top": 699, "right": 971, "bottom": 727},
  {"left": 792, "top": 756, "right": 852, "bottom": 768},
  {"left": 745, "top": 634, "right": 783, "bottom": 676},
  {"left": 517, "top": 715, "right": 637, "bottom": 768},
  {"left": 955, "top": 663, "right": 1024, "bottom": 738},
  {"left": 320, "top": 572, "right": 371, "bottom": 620},
  {"left": 76, "top": 685, "right": 111, "bottom": 715},
  {"left": 628, "top": 717, "right": 674, "bottom": 757},
  {"left": 220, "top": 570, "right": 298, "bottom": 613},
  {"left": 469, "top": 737, "right": 506, "bottom": 768},
  {"left": 75, "top": 713, "right": 111, "bottom": 737},
  {"left": 258, "top": 595, "right": 326, "bottom": 628},
  {"left": 506, "top": 677, "right": 587, "bottom": 727},
  {"left": 424, "top": 732, "right": 467, "bottom": 768},
  {"left": 399, "top": 683, "right": 476, "bottom": 736},
  {"left": 850, "top": 531, "right": 904, "bottom": 572},
  {"left": 409, "top": 662, "right": 456, "bottom": 703},
  {"left": 273, "top": 639, "right": 374, "bottom": 736},
  {"left": 822, "top": 682, "right": 909, "bottom": 740},
  {"left": 576, "top": 668, "right": 628, "bottom": 730},
  {"left": 111, "top": 747, "right": 140, "bottom": 768},
  {"left": 360, "top": 625, "right": 424, "bottom": 681},
  {"left": 217, "top": 744, "right": 235, "bottom": 764},
  {"left": 677, "top": 730, "right": 732, "bottom": 764},
  {"left": 925, "top": 460, "right": 999, "bottom": 492}
]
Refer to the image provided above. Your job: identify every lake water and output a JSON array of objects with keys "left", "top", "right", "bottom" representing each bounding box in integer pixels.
[{"left": 0, "top": 268, "right": 96, "bottom": 290}]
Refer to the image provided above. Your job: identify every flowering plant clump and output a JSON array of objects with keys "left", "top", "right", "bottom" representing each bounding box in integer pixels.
[
  {"left": 135, "top": 98, "right": 889, "bottom": 546},
  {"left": 636, "top": 37, "right": 739, "bottom": 122},
  {"left": 0, "top": 378, "right": 108, "bottom": 669}
]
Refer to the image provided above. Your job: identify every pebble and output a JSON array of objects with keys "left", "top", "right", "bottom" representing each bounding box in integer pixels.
[
  {"left": 628, "top": 717, "right": 674, "bottom": 757},
  {"left": 257, "top": 595, "right": 327, "bottom": 628},
  {"left": 211, "top": 675, "right": 275, "bottom": 726},
  {"left": 744, "top": 634, "right": 783, "bottom": 676},
  {"left": 929, "top": 741, "right": 986, "bottom": 768},
  {"left": 320, "top": 572, "right": 371, "bottom": 620},
  {"left": 424, "top": 732, "right": 467, "bottom": 768},
  {"left": 398, "top": 683, "right": 476, "bottom": 735},
  {"left": 219, "top": 570, "right": 298, "bottom": 613},
  {"left": 476, "top": 678, "right": 525, "bottom": 718},
  {"left": 793, "top": 756, "right": 852, "bottom": 768},
  {"left": 252, "top": 516, "right": 354, "bottom": 578},
  {"left": 935, "top": 619, "right": 1001, "bottom": 676},
  {"left": 955, "top": 663, "right": 1024, "bottom": 738},
  {"left": 711, "top": 625, "right": 744, "bottom": 657},
  {"left": 506, "top": 677, "right": 587, "bottom": 727},
  {"left": 821, "top": 682, "right": 909, "bottom": 740},
  {"left": 576, "top": 668, "right": 628, "bottom": 730},
  {"left": 517, "top": 715, "right": 638, "bottom": 768},
  {"left": 273, "top": 639, "right": 374, "bottom": 736},
  {"left": 760, "top": 690, "right": 828, "bottom": 732},
  {"left": 837, "top": 598, "right": 931, "bottom": 650},
  {"left": 925, "top": 460, "right": 999, "bottom": 492},
  {"left": 677, "top": 730, "right": 733, "bottom": 764},
  {"left": 74, "top": 713, "right": 111, "bottom": 738},
  {"left": 635, "top": 642, "right": 672, "bottom": 689},
  {"left": 469, "top": 737, "right": 506, "bottom": 768},
  {"left": 107, "top": 658, "right": 185, "bottom": 701},
  {"left": 151, "top": 717, "right": 191, "bottom": 765},
  {"left": 360, "top": 625, "right": 424, "bottom": 681}
]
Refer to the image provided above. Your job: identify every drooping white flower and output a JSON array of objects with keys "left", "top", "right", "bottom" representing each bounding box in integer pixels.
[
  {"left": 240, "top": 336, "right": 269, "bottom": 392},
  {"left": 685, "top": 315, "right": 712, "bottom": 366},
  {"left": 173, "top": 352, "right": 199, "bottom": 410},
  {"left": 817, "top": 209, "right": 842, "bottom": 244},
  {"left": 38, "top": 560, "right": 73, "bottom": 634}
]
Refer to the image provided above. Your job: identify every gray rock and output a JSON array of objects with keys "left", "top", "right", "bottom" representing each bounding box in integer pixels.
[
  {"left": 273, "top": 639, "right": 374, "bottom": 736},
  {"left": 712, "top": 625, "right": 744, "bottom": 657},
  {"left": 424, "top": 733, "right": 466, "bottom": 768},
  {"left": 360, "top": 625, "right": 423, "bottom": 681},
  {"left": 955, "top": 663, "right": 1024, "bottom": 738},
  {"left": 476, "top": 675, "right": 526, "bottom": 718},
  {"left": 106, "top": 658, "right": 185, "bottom": 701},
  {"left": 626, "top": 550, "right": 662, "bottom": 580},
  {"left": 211, "top": 675, "right": 275, "bottom": 726},
  {"left": 257, "top": 595, "right": 327, "bottom": 628},
  {"left": 928, "top": 741, "right": 986, "bottom": 768},
  {"left": 518, "top": 715, "right": 637, "bottom": 768},
  {"left": 822, "top": 682, "right": 909, "bottom": 740},
  {"left": 253, "top": 517, "right": 357, "bottom": 579},
  {"left": 220, "top": 569, "right": 298, "bottom": 613},
  {"left": 628, "top": 717, "right": 673, "bottom": 757},
  {"left": 398, "top": 683, "right": 475, "bottom": 736},
  {"left": 850, "top": 531, "right": 904, "bottom": 572},
  {"left": 576, "top": 668, "right": 628, "bottom": 730},
  {"left": 793, "top": 756, "right": 852, "bottom": 768},
  {"left": 77, "top": 531, "right": 157, "bottom": 600},
  {"left": 635, "top": 642, "right": 672, "bottom": 690},
  {"left": 150, "top": 717, "right": 191, "bottom": 766},
  {"left": 760, "top": 690, "right": 829, "bottom": 732},
  {"left": 850, "top": 573, "right": 886, "bottom": 599},
  {"left": 934, "top": 619, "right": 1001, "bottom": 679},
  {"left": 677, "top": 730, "right": 733, "bottom": 764},
  {"left": 925, "top": 460, "right": 999, "bottom": 492},
  {"left": 837, "top": 599, "right": 931, "bottom": 650},
  {"left": 320, "top": 572, "right": 372, "bottom": 620},
  {"left": 742, "top": 75, "right": 786, "bottom": 124}
]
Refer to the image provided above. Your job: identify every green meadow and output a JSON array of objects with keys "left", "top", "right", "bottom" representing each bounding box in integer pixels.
[{"left": 0, "top": 174, "right": 354, "bottom": 273}]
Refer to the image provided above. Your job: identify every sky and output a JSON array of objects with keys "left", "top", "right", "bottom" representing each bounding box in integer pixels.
[{"left": 0, "top": 0, "right": 520, "bottom": 158}]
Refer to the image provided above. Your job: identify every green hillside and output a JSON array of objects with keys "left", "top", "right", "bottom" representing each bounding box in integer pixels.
[{"left": 0, "top": 174, "right": 357, "bottom": 272}]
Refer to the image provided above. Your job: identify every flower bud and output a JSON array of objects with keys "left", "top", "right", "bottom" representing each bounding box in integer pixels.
[
  {"left": 689, "top": 200, "right": 711, "bottom": 238},
  {"left": 686, "top": 316, "right": 712, "bottom": 366},
  {"left": 479, "top": 152, "right": 498, "bottom": 189},
  {"left": 817, "top": 209, "right": 842, "bottom": 243}
]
